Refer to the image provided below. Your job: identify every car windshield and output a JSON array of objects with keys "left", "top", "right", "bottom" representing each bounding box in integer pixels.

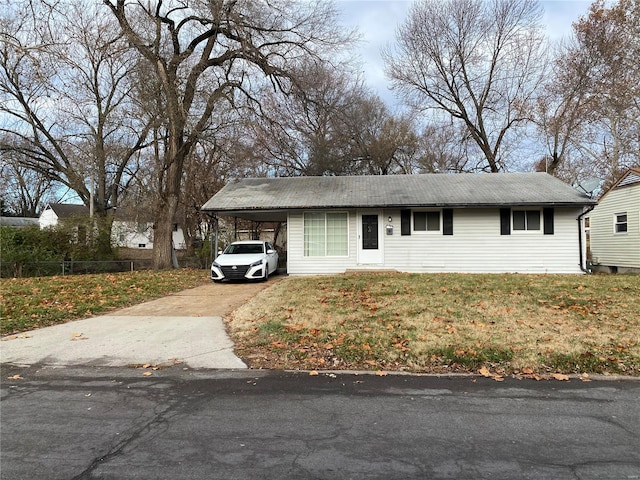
[{"left": 223, "top": 243, "right": 264, "bottom": 254}]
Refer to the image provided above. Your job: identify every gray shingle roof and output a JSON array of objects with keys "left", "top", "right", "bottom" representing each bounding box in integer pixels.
[
  {"left": 49, "top": 203, "right": 90, "bottom": 218},
  {"left": 0, "top": 217, "right": 39, "bottom": 227},
  {"left": 202, "top": 173, "right": 594, "bottom": 215}
]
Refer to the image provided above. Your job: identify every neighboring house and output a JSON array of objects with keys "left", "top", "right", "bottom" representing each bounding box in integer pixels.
[
  {"left": 38, "top": 203, "right": 89, "bottom": 229},
  {"left": 202, "top": 173, "right": 595, "bottom": 275},
  {"left": 0, "top": 217, "right": 39, "bottom": 228},
  {"left": 111, "top": 218, "right": 187, "bottom": 250},
  {"left": 588, "top": 168, "right": 640, "bottom": 273},
  {"left": 38, "top": 203, "right": 187, "bottom": 250}
]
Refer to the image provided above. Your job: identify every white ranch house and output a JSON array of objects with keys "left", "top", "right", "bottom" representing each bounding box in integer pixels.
[
  {"left": 202, "top": 173, "right": 595, "bottom": 275},
  {"left": 38, "top": 203, "right": 187, "bottom": 250},
  {"left": 587, "top": 168, "right": 640, "bottom": 273}
]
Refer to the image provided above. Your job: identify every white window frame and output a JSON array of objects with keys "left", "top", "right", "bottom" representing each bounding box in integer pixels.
[
  {"left": 512, "top": 209, "right": 542, "bottom": 233},
  {"left": 412, "top": 209, "right": 442, "bottom": 234},
  {"left": 303, "top": 211, "right": 349, "bottom": 257},
  {"left": 614, "top": 212, "right": 628, "bottom": 234}
]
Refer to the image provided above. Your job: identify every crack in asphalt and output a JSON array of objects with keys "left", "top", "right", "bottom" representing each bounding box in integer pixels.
[{"left": 68, "top": 381, "right": 196, "bottom": 480}]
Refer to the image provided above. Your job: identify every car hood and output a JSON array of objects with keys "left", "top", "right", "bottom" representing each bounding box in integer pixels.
[{"left": 214, "top": 253, "right": 264, "bottom": 266}]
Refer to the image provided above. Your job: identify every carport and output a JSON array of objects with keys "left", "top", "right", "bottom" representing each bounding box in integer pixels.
[{"left": 201, "top": 202, "right": 289, "bottom": 272}]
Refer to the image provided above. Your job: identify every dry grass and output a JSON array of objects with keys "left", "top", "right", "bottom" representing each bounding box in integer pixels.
[
  {"left": 228, "top": 273, "right": 640, "bottom": 376},
  {"left": 0, "top": 269, "right": 209, "bottom": 335}
]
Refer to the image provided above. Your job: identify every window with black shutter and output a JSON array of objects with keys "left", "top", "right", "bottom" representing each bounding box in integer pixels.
[
  {"left": 443, "top": 209, "right": 453, "bottom": 235},
  {"left": 543, "top": 208, "right": 554, "bottom": 235},
  {"left": 500, "top": 208, "right": 511, "bottom": 235},
  {"left": 401, "top": 209, "right": 411, "bottom": 236}
]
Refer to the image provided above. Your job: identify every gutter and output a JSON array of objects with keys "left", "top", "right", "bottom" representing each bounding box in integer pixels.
[{"left": 577, "top": 205, "right": 596, "bottom": 273}]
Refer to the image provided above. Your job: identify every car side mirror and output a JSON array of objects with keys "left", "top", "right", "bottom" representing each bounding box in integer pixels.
[
  {"left": 217, "top": 250, "right": 223, "bottom": 256},
  {"left": 266, "top": 249, "right": 275, "bottom": 254}
]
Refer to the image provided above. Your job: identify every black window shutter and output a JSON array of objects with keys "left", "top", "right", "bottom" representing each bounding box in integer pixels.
[
  {"left": 543, "top": 208, "right": 554, "bottom": 235},
  {"left": 401, "top": 209, "right": 411, "bottom": 236},
  {"left": 443, "top": 209, "right": 453, "bottom": 235},
  {"left": 500, "top": 208, "right": 511, "bottom": 235}
]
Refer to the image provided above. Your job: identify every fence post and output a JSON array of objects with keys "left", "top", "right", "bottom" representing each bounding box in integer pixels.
[
  {"left": 61, "top": 261, "right": 65, "bottom": 276},
  {"left": 131, "top": 261, "right": 134, "bottom": 272}
]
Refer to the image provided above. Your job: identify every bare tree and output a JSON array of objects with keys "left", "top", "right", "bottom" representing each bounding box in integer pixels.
[
  {"left": 415, "top": 122, "right": 477, "bottom": 174},
  {"left": 246, "top": 60, "right": 360, "bottom": 176},
  {"left": 250, "top": 62, "right": 421, "bottom": 177},
  {"left": 0, "top": 146, "right": 56, "bottom": 216},
  {"left": 384, "top": 0, "right": 548, "bottom": 172},
  {"left": 531, "top": 0, "right": 639, "bottom": 187},
  {"left": 569, "top": 0, "right": 640, "bottom": 183},
  {"left": 340, "top": 93, "right": 420, "bottom": 175},
  {"left": 0, "top": 1, "right": 150, "bottom": 226},
  {"left": 104, "top": 0, "right": 354, "bottom": 269},
  {"left": 531, "top": 47, "right": 588, "bottom": 176}
]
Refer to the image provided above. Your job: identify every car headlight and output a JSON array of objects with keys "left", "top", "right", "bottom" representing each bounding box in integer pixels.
[{"left": 249, "top": 260, "right": 263, "bottom": 267}]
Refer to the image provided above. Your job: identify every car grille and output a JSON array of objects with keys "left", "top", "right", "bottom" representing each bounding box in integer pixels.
[{"left": 220, "top": 265, "right": 250, "bottom": 280}]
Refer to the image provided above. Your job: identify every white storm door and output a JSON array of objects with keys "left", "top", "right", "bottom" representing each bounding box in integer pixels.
[{"left": 357, "top": 211, "right": 384, "bottom": 265}]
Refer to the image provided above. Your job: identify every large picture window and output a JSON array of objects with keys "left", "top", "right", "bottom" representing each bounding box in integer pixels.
[{"left": 304, "top": 212, "right": 348, "bottom": 256}]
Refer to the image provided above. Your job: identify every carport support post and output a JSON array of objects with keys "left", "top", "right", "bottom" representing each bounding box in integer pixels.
[{"left": 213, "top": 215, "right": 219, "bottom": 263}]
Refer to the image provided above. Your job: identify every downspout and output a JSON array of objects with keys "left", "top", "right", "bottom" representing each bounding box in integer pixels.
[{"left": 577, "top": 205, "right": 596, "bottom": 273}]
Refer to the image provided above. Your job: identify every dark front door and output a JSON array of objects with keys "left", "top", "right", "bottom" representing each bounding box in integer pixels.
[{"left": 362, "top": 214, "right": 378, "bottom": 250}]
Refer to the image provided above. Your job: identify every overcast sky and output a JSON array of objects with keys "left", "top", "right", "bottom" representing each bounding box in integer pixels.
[{"left": 337, "top": 0, "right": 594, "bottom": 106}]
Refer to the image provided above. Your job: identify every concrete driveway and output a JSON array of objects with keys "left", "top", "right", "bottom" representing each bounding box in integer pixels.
[{"left": 1, "top": 279, "right": 277, "bottom": 370}]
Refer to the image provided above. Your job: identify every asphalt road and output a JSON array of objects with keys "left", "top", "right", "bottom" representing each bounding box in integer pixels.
[{"left": 2, "top": 365, "right": 639, "bottom": 480}]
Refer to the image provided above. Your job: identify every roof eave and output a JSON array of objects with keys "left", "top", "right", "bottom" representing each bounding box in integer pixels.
[{"left": 203, "top": 200, "right": 595, "bottom": 213}]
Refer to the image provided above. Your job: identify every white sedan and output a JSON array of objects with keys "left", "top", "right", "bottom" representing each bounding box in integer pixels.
[{"left": 211, "top": 240, "right": 279, "bottom": 282}]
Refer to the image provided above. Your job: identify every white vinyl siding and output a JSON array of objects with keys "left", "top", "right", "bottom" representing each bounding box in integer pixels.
[
  {"left": 382, "top": 208, "right": 582, "bottom": 274},
  {"left": 589, "top": 182, "right": 640, "bottom": 268},
  {"left": 287, "top": 207, "right": 584, "bottom": 274}
]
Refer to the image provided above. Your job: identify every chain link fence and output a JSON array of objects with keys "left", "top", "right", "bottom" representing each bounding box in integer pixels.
[{"left": 1, "top": 259, "right": 155, "bottom": 278}]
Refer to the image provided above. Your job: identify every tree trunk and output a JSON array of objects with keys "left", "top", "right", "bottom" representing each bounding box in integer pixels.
[
  {"left": 152, "top": 195, "right": 178, "bottom": 270},
  {"left": 152, "top": 147, "right": 185, "bottom": 270}
]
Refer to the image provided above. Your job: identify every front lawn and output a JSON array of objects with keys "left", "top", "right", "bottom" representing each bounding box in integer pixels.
[
  {"left": 228, "top": 273, "right": 640, "bottom": 376},
  {"left": 0, "top": 269, "right": 209, "bottom": 335}
]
